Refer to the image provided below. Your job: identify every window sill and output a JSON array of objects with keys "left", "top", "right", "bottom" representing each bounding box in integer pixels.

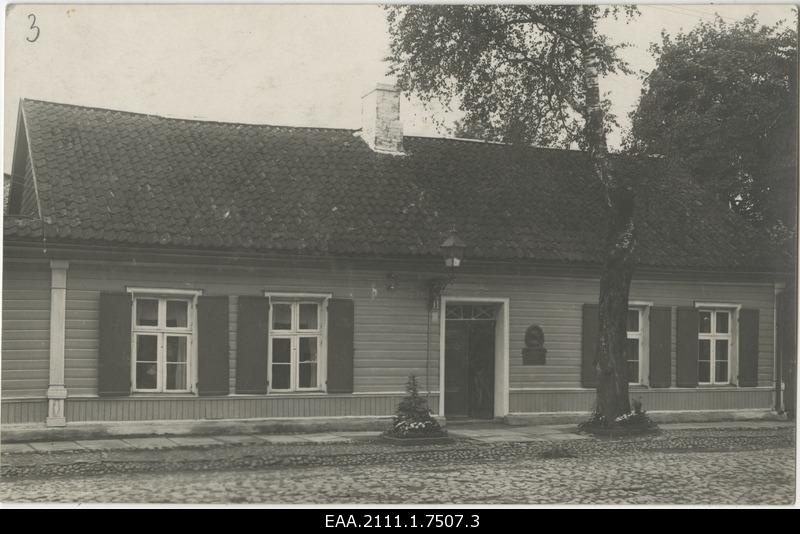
[
  {"left": 575, "top": 385, "right": 767, "bottom": 391},
  {"left": 226, "top": 392, "right": 334, "bottom": 399},
  {"left": 631, "top": 384, "right": 746, "bottom": 390},
  {"left": 129, "top": 392, "right": 197, "bottom": 398},
  {"left": 668, "top": 385, "right": 765, "bottom": 390},
  {"left": 266, "top": 390, "right": 327, "bottom": 395}
]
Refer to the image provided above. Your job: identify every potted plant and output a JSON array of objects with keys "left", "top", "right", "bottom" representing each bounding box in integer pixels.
[{"left": 381, "top": 374, "right": 452, "bottom": 445}]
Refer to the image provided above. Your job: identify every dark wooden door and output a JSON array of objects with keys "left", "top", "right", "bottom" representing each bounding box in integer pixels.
[
  {"left": 444, "top": 318, "right": 495, "bottom": 419},
  {"left": 468, "top": 320, "right": 495, "bottom": 418},
  {"left": 444, "top": 321, "right": 470, "bottom": 417}
]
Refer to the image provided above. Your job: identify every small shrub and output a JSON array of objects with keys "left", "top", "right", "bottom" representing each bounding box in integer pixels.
[{"left": 384, "top": 375, "right": 447, "bottom": 439}]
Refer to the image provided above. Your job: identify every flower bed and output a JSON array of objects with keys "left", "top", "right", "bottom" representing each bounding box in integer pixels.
[{"left": 577, "top": 399, "right": 660, "bottom": 438}]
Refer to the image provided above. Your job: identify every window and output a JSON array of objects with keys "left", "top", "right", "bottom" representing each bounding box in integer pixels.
[
  {"left": 623, "top": 303, "right": 652, "bottom": 386},
  {"left": 268, "top": 299, "right": 326, "bottom": 392},
  {"left": 131, "top": 294, "right": 197, "bottom": 393},
  {"left": 625, "top": 309, "right": 642, "bottom": 384},
  {"left": 698, "top": 309, "right": 732, "bottom": 384}
]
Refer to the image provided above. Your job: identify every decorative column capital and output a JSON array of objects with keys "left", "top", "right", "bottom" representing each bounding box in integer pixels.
[{"left": 50, "top": 259, "right": 69, "bottom": 271}]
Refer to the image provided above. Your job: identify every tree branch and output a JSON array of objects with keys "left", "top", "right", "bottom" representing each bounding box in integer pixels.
[
  {"left": 510, "top": 6, "right": 585, "bottom": 47},
  {"left": 498, "top": 41, "right": 585, "bottom": 117}
]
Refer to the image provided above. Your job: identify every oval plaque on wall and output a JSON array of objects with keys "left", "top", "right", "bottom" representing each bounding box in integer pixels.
[{"left": 522, "top": 325, "right": 547, "bottom": 365}]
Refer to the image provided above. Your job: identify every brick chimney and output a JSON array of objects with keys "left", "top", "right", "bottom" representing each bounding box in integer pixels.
[{"left": 360, "top": 83, "right": 404, "bottom": 154}]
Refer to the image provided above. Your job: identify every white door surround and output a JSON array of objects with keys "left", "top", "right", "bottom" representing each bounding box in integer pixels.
[{"left": 439, "top": 296, "right": 510, "bottom": 418}]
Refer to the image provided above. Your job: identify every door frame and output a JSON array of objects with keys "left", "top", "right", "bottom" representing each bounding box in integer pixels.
[{"left": 439, "top": 296, "right": 510, "bottom": 419}]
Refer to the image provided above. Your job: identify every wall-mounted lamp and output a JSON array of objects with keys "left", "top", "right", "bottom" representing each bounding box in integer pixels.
[
  {"left": 427, "top": 227, "right": 466, "bottom": 311},
  {"left": 440, "top": 229, "right": 466, "bottom": 270}
]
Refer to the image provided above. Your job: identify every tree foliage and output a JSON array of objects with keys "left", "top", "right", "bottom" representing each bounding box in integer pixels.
[
  {"left": 628, "top": 15, "right": 798, "bottom": 249},
  {"left": 386, "top": 5, "right": 636, "bottom": 147}
]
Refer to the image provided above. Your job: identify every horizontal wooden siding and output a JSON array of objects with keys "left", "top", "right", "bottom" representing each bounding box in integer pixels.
[
  {"left": 64, "top": 261, "right": 440, "bottom": 396},
  {"left": 64, "top": 394, "right": 438, "bottom": 422},
  {"left": 62, "top": 260, "right": 775, "bottom": 397},
  {"left": 441, "top": 274, "right": 774, "bottom": 389},
  {"left": 510, "top": 388, "right": 774, "bottom": 413},
  {"left": 2, "top": 262, "right": 50, "bottom": 398}
]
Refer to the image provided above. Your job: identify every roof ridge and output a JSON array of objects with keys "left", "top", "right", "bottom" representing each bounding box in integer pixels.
[
  {"left": 21, "top": 98, "right": 622, "bottom": 156},
  {"left": 20, "top": 98, "right": 358, "bottom": 133},
  {"left": 21, "top": 98, "right": 592, "bottom": 153}
]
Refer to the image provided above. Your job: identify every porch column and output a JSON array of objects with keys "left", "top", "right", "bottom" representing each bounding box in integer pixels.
[{"left": 46, "top": 260, "right": 69, "bottom": 427}]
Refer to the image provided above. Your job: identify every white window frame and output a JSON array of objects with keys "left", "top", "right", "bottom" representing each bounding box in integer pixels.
[
  {"left": 265, "top": 292, "right": 330, "bottom": 393},
  {"left": 695, "top": 303, "right": 740, "bottom": 386},
  {"left": 127, "top": 287, "right": 202, "bottom": 394},
  {"left": 626, "top": 302, "right": 651, "bottom": 386}
]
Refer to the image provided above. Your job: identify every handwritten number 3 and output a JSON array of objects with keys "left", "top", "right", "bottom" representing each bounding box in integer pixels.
[{"left": 27, "top": 14, "right": 40, "bottom": 43}]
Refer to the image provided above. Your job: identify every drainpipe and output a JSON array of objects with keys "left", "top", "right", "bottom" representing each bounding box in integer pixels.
[{"left": 774, "top": 283, "right": 786, "bottom": 414}]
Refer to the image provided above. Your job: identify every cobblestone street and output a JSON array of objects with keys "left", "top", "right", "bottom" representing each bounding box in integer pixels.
[
  {"left": 1, "top": 446, "right": 795, "bottom": 505},
  {"left": 1, "top": 426, "right": 795, "bottom": 505}
]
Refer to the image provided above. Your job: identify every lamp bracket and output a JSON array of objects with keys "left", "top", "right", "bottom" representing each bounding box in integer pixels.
[{"left": 427, "top": 275, "right": 453, "bottom": 311}]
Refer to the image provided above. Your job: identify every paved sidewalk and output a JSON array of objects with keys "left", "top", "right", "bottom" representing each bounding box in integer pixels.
[
  {"left": 1, "top": 431, "right": 366, "bottom": 454},
  {"left": 1, "top": 420, "right": 793, "bottom": 455}
]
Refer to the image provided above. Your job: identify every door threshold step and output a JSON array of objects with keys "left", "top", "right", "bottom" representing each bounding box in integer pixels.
[{"left": 446, "top": 418, "right": 503, "bottom": 426}]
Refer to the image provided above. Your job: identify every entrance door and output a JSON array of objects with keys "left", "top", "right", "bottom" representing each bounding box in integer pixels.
[{"left": 444, "top": 305, "right": 496, "bottom": 419}]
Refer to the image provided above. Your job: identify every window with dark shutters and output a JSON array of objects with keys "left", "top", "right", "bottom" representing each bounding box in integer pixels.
[
  {"left": 98, "top": 292, "right": 133, "bottom": 397},
  {"left": 581, "top": 304, "right": 599, "bottom": 388},
  {"left": 236, "top": 295, "right": 354, "bottom": 395},
  {"left": 326, "top": 298, "right": 355, "bottom": 394},
  {"left": 236, "top": 296, "right": 270, "bottom": 395},
  {"left": 197, "top": 296, "right": 230, "bottom": 396}
]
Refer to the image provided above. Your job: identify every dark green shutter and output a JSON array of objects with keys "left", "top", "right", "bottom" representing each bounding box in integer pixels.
[
  {"left": 197, "top": 296, "right": 230, "bottom": 396},
  {"left": 738, "top": 309, "right": 760, "bottom": 387},
  {"left": 649, "top": 307, "right": 672, "bottom": 388},
  {"left": 676, "top": 307, "right": 699, "bottom": 387},
  {"left": 236, "top": 296, "right": 269, "bottom": 395},
  {"left": 581, "top": 304, "right": 599, "bottom": 388},
  {"left": 98, "top": 292, "right": 132, "bottom": 397},
  {"left": 327, "top": 298, "right": 355, "bottom": 393}
]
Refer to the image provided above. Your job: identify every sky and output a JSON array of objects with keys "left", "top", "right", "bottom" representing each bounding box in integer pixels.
[{"left": 3, "top": 2, "right": 797, "bottom": 173}]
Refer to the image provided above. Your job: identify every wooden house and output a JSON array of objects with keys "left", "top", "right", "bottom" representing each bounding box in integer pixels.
[{"left": 2, "top": 85, "right": 788, "bottom": 429}]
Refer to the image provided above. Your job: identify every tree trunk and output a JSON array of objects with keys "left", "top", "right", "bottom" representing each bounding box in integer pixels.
[{"left": 579, "top": 6, "right": 635, "bottom": 423}]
